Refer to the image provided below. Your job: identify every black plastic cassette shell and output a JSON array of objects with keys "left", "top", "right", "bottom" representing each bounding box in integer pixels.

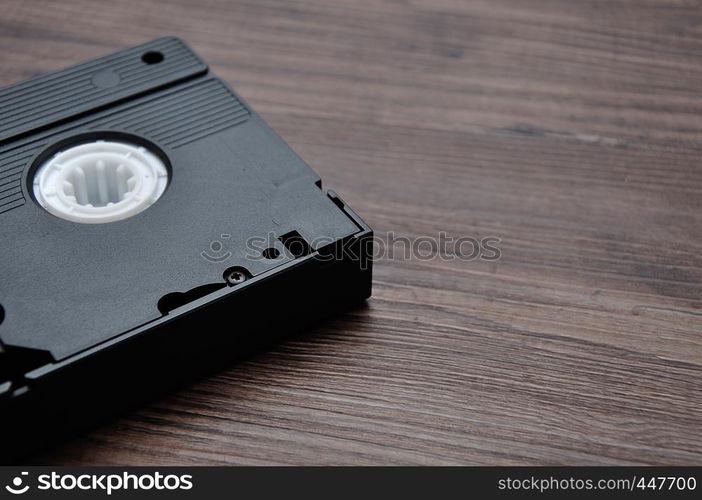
[{"left": 0, "top": 38, "right": 372, "bottom": 418}]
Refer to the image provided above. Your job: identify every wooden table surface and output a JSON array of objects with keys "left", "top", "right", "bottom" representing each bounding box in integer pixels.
[{"left": 2, "top": 0, "right": 701, "bottom": 465}]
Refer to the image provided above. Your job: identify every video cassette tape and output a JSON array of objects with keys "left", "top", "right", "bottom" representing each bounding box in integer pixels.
[{"left": 0, "top": 38, "right": 372, "bottom": 459}]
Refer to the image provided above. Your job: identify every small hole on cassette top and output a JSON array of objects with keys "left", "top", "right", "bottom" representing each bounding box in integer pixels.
[
  {"left": 142, "top": 51, "right": 164, "bottom": 64},
  {"left": 0, "top": 304, "right": 4, "bottom": 325},
  {"left": 279, "top": 231, "right": 311, "bottom": 258},
  {"left": 262, "top": 247, "right": 280, "bottom": 259}
]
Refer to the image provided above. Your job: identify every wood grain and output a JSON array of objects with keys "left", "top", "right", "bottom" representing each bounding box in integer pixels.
[{"left": 1, "top": 0, "right": 701, "bottom": 465}]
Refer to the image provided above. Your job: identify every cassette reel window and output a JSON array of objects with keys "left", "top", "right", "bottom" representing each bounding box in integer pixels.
[{"left": 32, "top": 139, "right": 170, "bottom": 224}]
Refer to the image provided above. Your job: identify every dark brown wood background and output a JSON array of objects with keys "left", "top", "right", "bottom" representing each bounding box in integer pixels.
[{"left": 2, "top": 0, "right": 701, "bottom": 465}]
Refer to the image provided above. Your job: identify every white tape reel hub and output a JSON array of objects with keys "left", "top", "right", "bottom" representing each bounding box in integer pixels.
[{"left": 32, "top": 140, "right": 169, "bottom": 224}]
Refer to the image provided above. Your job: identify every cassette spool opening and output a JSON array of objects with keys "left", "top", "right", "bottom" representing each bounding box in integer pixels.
[{"left": 31, "top": 139, "right": 170, "bottom": 224}]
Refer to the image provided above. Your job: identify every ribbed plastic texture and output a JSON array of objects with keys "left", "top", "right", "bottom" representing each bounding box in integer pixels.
[
  {"left": 0, "top": 37, "right": 206, "bottom": 144},
  {"left": 0, "top": 38, "right": 252, "bottom": 216}
]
